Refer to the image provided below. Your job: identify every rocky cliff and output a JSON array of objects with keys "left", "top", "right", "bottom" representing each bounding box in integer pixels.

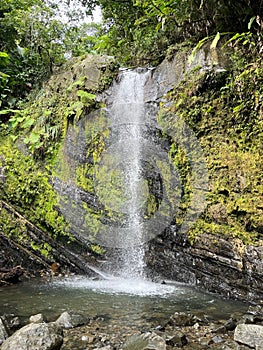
[{"left": 0, "top": 45, "right": 262, "bottom": 301}]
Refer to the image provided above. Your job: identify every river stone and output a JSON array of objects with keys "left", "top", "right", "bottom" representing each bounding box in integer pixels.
[
  {"left": 0, "top": 317, "right": 9, "bottom": 344},
  {"left": 55, "top": 311, "right": 88, "bottom": 329},
  {"left": 166, "top": 331, "right": 188, "bottom": 347},
  {"left": 234, "top": 324, "right": 263, "bottom": 349},
  {"left": 1, "top": 322, "right": 63, "bottom": 350},
  {"left": 29, "top": 313, "right": 45, "bottom": 324},
  {"left": 123, "top": 332, "right": 166, "bottom": 350},
  {"left": 168, "top": 312, "right": 196, "bottom": 327}
]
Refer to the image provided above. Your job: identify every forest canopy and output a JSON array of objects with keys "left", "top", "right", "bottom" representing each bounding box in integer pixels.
[{"left": 0, "top": 0, "right": 262, "bottom": 111}]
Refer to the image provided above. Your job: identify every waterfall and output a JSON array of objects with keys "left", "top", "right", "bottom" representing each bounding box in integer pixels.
[
  {"left": 109, "top": 69, "right": 148, "bottom": 278},
  {"left": 54, "top": 60, "right": 209, "bottom": 284}
]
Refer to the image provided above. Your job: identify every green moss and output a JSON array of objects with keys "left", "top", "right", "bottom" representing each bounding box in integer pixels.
[
  {"left": 91, "top": 244, "right": 105, "bottom": 255},
  {"left": 0, "top": 207, "right": 53, "bottom": 259},
  {"left": 161, "top": 49, "right": 263, "bottom": 244},
  {"left": 0, "top": 137, "right": 70, "bottom": 240}
]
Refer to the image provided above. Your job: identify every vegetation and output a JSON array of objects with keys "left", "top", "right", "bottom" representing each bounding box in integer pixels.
[
  {"left": 81, "top": 0, "right": 263, "bottom": 64},
  {"left": 0, "top": 0, "right": 262, "bottom": 256},
  {"left": 0, "top": 0, "right": 101, "bottom": 112},
  {"left": 160, "top": 42, "right": 263, "bottom": 244}
]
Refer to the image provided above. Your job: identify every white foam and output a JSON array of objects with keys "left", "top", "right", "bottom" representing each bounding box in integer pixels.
[{"left": 53, "top": 276, "right": 178, "bottom": 296}]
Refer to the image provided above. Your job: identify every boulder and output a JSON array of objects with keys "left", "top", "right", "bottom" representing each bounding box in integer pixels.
[
  {"left": 234, "top": 324, "right": 263, "bottom": 349},
  {"left": 123, "top": 332, "right": 166, "bottom": 350},
  {"left": 1, "top": 322, "right": 63, "bottom": 350},
  {"left": 55, "top": 311, "right": 88, "bottom": 329}
]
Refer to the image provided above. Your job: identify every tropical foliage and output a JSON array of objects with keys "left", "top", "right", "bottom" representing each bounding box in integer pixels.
[
  {"left": 0, "top": 0, "right": 100, "bottom": 112},
  {"left": 81, "top": 0, "right": 263, "bottom": 64}
]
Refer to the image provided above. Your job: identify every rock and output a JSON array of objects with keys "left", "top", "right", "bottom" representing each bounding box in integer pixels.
[
  {"left": 0, "top": 315, "right": 23, "bottom": 333},
  {"left": 168, "top": 312, "right": 196, "bottom": 327},
  {"left": 147, "top": 231, "right": 263, "bottom": 303},
  {"left": 236, "top": 305, "right": 263, "bottom": 325},
  {"left": 247, "top": 305, "right": 263, "bottom": 317},
  {"left": 0, "top": 266, "right": 24, "bottom": 285},
  {"left": 30, "top": 313, "right": 45, "bottom": 324},
  {"left": 55, "top": 311, "right": 88, "bottom": 329},
  {"left": 246, "top": 305, "right": 263, "bottom": 322},
  {"left": 0, "top": 317, "right": 9, "bottom": 344},
  {"left": 123, "top": 332, "right": 166, "bottom": 350},
  {"left": 1, "top": 322, "right": 63, "bottom": 350},
  {"left": 213, "top": 318, "right": 237, "bottom": 333},
  {"left": 155, "top": 325, "right": 165, "bottom": 332},
  {"left": 210, "top": 335, "right": 224, "bottom": 344},
  {"left": 224, "top": 318, "right": 237, "bottom": 331},
  {"left": 8, "top": 316, "right": 21, "bottom": 330},
  {"left": 166, "top": 331, "right": 188, "bottom": 347},
  {"left": 234, "top": 324, "right": 263, "bottom": 349},
  {"left": 221, "top": 340, "right": 251, "bottom": 349},
  {"left": 237, "top": 313, "right": 255, "bottom": 324}
]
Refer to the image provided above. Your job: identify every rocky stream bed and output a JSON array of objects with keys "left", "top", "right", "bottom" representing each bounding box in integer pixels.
[{"left": 1, "top": 305, "right": 263, "bottom": 349}]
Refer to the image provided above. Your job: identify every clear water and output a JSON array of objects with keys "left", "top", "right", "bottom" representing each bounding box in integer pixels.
[{"left": 0, "top": 277, "right": 248, "bottom": 327}]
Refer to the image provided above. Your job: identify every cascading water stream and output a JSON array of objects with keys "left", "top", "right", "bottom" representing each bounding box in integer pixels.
[{"left": 109, "top": 69, "right": 149, "bottom": 279}]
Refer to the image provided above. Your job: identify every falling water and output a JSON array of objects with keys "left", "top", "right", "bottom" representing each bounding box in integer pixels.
[{"left": 109, "top": 69, "right": 149, "bottom": 278}]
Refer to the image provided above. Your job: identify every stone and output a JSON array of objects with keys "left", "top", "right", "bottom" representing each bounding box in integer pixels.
[
  {"left": 0, "top": 317, "right": 9, "bottom": 344},
  {"left": 166, "top": 331, "right": 188, "bottom": 347},
  {"left": 123, "top": 332, "right": 166, "bottom": 350},
  {"left": 214, "top": 318, "right": 237, "bottom": 333},
  {"left": 29, "top": 313, "right": 45, "bottom": 324},
  {"left": 55, "top": 311, "right": 88, "bottom": 329},
  {"left": 155, "top": 325, "right": 165, "bottom": 332},
  {"left": 246, "top": 305, "right": 263, "bottom": 322},
  {"left": 234, "top": 324, "right": 263, "bottom": 349},
  {"left": 1, "top": 322, "right": 63, "bottom": 350},
  {"left": 224, "top": 318, "right": 237, "bottom": 331},
  {"left": 210, "top": 335, "right": 224, "bottom": 344},
  {"left": 237, "top": 314, "right": 255, "bottom": 324},
  {"left": 9, "top": 316, "right": 21, "bottom": 330},
  {"left": 168, "top": 312, "right": 196, "bottom": 327},
  {"left": 147, "top": 230, "right": 263, "bottom": 303}
]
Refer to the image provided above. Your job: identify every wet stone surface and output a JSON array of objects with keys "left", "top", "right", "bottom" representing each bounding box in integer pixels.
[{"left": 59, "top": 308, "right": 262, "bottom": 350}]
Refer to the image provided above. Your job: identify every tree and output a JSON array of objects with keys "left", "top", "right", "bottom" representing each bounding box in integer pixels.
[
  {"left": 0, "top": 0, "right": 99, "bottom": 111},
  {"left": 80, "top": 0, "right": 263, "bottom": 65}
]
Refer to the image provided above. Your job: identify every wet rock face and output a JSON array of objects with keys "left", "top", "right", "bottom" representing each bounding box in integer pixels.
[{"left": 146, "top": 231, "right": 263, "bottom": 303}]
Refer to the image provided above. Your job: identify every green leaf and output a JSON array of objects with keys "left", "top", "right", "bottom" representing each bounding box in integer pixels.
[
  {"left": 210, "top": 32, "right": 220, "bottom": 49},
  {"left": 0, "top": 52, "right": 9, "bottom": 58},
  {"left": 21, "top": 117, "right": 35, "bottom": 128},
  {"left": 0, "top": 109, "right": 11, "bottom": 115},
  {"left": 0, "top": 72, "right": 10, "bottom": 78},
  {"left": 248, "top": 16, "right": 256, "bottom": 30},
  {"left": 188, "top": 36, "right": 210, "bottom": 65},
  {"left": 24, "top": 132, "right": 40, "bottom": 144},
  {"left": 77, "top": 90, "right": 96, "bottom": 105}
]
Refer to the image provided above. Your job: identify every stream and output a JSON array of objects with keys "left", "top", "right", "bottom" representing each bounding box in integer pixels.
[{"left": 0, "top": 276, "right": 248, "bottom": 328}]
